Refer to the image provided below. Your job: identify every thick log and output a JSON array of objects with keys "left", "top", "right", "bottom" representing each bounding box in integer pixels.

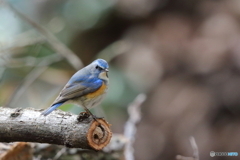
[{"left": 0, "top": 107, "right": 112, "bottom": 150}]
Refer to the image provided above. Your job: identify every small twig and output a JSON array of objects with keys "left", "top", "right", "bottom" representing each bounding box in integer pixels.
[
  {"left": 124, "top": 94, "right": 147, "bottom": 160},
  {"left": 176, "top": 136, "right": 199, "bottom": 160},
  {"left": 189, "top": 136, "right": 199, "bottom": 160},
  {"left": 5, "top": 1, "right": 83, "bottom": 70},
  {"left": 53, "top": 147, "right": 67, "bottom": 160}
]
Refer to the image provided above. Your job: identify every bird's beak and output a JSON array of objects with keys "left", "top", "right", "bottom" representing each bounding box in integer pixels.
[{"left": 105, "top": 69, "right": 109, "bottom": 77}]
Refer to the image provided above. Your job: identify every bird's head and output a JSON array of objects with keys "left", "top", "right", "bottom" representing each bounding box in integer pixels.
[{"left": 90, "top": 59, "right": 109, "bottom": 82}]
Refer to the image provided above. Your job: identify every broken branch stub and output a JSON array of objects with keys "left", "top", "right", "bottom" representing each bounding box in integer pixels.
[{"left": 88, "top": 118, "right": 112, "bottom": 150}]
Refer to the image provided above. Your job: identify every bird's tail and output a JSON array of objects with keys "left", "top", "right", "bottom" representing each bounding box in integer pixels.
[{"left": 41, "top": 103, "right": 63, "bottom": 116}]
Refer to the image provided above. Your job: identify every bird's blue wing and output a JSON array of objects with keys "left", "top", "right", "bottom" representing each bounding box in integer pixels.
[
  {"left": 52, "top": 76, "right": 102, "bottom": 105},
  {"left": 41, "top": 79, "right": 102, "bottom": 116},
  {"left": 41, "top": 68, "right": 103, "bottom": 116}
]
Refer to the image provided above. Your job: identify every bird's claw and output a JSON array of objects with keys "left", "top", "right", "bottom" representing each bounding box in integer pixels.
[{"left": 77, "top": 112, "right": 90, "bottom": 122}]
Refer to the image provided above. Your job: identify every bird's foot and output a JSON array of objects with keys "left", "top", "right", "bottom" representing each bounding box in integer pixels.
[
  {"left": 77, "top": 112, "right": 90, "bottom": 122},
  {"left": 77, "top": 112, "right": 103, "bottom": 122}
]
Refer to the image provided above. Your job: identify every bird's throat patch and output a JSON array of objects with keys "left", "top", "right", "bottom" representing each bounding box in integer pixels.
[{"left": 99, "top": 72, "right": 108, "bottom": 81}]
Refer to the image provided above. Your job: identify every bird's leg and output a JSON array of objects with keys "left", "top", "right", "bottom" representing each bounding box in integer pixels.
[
  {"left": 77, "top": 112, "right": 90, "bottom": 122},
  {"left": 82, "top": 105, "right": 98, "bottom": 121}
]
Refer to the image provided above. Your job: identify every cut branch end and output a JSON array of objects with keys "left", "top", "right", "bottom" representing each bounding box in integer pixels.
[{"left": 87, "top": 119, "right": 112, "bottom": 151}]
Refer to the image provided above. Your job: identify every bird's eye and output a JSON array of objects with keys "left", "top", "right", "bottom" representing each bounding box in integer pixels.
[{"left": 96, "top": 65, "right": 99, "bottom": 69}]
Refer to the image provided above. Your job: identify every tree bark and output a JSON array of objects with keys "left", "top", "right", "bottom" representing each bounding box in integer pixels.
[{"left": 0, "top": 107, "right": 112, "bottom": 150}]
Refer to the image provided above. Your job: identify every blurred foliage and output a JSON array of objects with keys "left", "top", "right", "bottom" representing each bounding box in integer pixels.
[{"left": 1, "top": 0, "right": 240, "bottom": 159}]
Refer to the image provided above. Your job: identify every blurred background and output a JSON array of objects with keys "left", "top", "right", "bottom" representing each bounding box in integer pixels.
[{"left": 0, "top": 0, "right": 240, "bottom": 159}]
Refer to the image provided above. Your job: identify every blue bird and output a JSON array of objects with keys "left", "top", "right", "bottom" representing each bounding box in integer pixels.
[{"left": 41, "top": 59, "right": 109, "bottom": 118}]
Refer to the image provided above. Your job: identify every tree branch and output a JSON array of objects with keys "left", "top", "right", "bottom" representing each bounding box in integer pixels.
[
  {"left": 0, "top": 107, "right": 112, "bottom": 151},
  {"left": 176, "top": 136, "right": 199, "bottom": 160},
  {"left": 124, "top": 94, "right": 147, "bottom": 160},
  {"left": 189, "top": 136, "right": 199, "bottom": 160}
]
